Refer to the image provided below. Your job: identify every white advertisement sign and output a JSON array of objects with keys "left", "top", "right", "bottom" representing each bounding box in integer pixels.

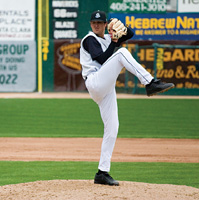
[
  {"left": 0, "top": 0, "right": 35, "bottom": 40},
  {"left": 178, "top": 0, "right": 199, "bottom": 13},
  {"left": 0, "top": 41, "right": 36, "bottom": 92}
]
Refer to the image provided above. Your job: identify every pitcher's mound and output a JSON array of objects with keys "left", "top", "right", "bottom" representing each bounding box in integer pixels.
[{"left": 0, "top": 180, "right": 199, "bottom": 200}]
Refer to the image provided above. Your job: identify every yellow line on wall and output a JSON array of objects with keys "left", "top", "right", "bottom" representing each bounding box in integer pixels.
[
  {"left": 37, "top": 0, "right": 49, "bottom": 93},
  {"left": 37, "top": 0, "right": 42, "bottom": 93}
]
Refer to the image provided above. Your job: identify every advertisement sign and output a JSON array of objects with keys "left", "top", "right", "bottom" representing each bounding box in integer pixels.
[
  {"left": 0, "top": 0, "right": 35, "bottom": 40},
  {"left": 109, "top": 13, "right": 199, "bottom": 40},
  {"left": 119, "top": 42, "right": 199, "bottom": 90},
  {"left": 178, "top": 0, "right": 199, "bottom": 13},
  {"left": 0, "top": 41, "right": 36, "bottom": 92},
  {"left": 52, "top": 0, "right": 79, "bottom": 39},
  {"left": 109, "top": 0, "right": 166, "bottom": 13},
  {"left": 138, "top": 47, "right": 199, "bottom": 89},
  {"left": 54, "top": 40, "right": 86, "bottom": 91}
]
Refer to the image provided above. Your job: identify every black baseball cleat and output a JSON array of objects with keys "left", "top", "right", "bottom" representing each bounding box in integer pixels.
[
  {"left": 94, "top": 171, "right": 119, "bottom": 186},
  {"left": 146, "top": 79, "right": 175, "bottom": 96}
]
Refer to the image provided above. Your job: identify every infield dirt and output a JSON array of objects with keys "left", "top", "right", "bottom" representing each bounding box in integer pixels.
[
  {"left": 0, "top": 137, "right": 199, "bottom": 200},
  {"left": 0, "top": 92, "right": 199, "bottom": 200}
]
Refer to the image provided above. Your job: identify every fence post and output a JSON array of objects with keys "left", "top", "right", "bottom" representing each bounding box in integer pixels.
[
  {"left": 152, "top": 43, "right": 158, "bottom": 79},
  {"left": 133, "top": 44, "right": 139, "bottom": 94}
]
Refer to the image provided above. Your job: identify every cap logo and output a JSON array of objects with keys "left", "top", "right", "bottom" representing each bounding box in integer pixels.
[{"left": 95, "top": 13, "right": 100, "bottom": 18}]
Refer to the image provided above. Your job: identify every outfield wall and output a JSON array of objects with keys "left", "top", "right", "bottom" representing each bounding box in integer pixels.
[{"left": 0, "top": 0, "right": 199, "bottom": 95}]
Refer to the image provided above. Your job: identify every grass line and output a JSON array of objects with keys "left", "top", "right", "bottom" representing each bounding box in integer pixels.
[{"left": 0, "top": 161, "right": 199, "bottom": 188}]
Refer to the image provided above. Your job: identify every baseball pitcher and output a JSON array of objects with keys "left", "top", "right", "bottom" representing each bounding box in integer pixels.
[{"left": 80, "top": 10, "right": 174, "bottom": 186}]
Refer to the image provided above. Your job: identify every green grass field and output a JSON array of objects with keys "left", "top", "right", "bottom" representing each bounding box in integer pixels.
[
  {"left": 0, "top": 98, "right": 199, "bottom": 188},
  {"left": 0, "top": 99, "right": 198, "bottom": 138},
  {"left": 0, "top": 161, "right": 199, "bottom": 188}
]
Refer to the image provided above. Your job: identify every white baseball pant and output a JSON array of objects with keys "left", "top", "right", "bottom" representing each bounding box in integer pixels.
[{"left": 85, "top": 47, "right": 153, "bottom": 172}]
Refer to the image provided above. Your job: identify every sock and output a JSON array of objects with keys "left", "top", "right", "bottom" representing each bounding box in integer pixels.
[{"left": 146, "top": 78, "right": 154, "bottom": 86}]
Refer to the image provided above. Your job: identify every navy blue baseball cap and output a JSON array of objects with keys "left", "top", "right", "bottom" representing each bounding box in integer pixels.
[{"left": 90, "top": 10, "right": 107, "bottom": 22}]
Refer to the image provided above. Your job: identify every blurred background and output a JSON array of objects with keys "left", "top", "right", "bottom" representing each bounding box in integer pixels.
[{"left": 0, "top": 0, "right": 199, "bottom": 95}]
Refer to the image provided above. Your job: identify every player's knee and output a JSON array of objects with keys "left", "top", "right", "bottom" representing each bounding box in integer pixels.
[
  {"left": 118, "top": 47, "right": 129, "bottom": 54},
  {"left": 111, "top": 122, "right": 119, "bottom": 138}
]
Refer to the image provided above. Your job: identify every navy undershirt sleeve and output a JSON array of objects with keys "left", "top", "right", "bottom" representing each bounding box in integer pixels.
[
  {"left": 83, "top": 36, "right": 103, "bottom": 60},
  {"left": 83, "top": 36, "right": 117, "bottom": 65},
  {"left": 83, "top": 27, "right": 134, "bottom": 65},
  {"left": 95, "top": 42, "right": 117, "bottom": 64}
]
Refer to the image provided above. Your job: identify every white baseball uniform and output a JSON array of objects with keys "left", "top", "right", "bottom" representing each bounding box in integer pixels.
[{"left": 80, "top": 31, "right": 153, "bottom": 172}]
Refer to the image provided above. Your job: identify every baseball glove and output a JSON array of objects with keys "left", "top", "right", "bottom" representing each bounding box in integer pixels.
[{"left": 107, "top": 18, "right": 127, "bottom": 40}]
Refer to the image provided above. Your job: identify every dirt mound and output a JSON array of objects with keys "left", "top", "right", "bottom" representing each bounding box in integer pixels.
[{"left": 0, "top": 180, "right": 199, "bottom": 200}]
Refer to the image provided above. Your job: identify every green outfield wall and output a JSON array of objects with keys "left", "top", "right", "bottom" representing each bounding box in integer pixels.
[{"left": 0, "top": 0, "right": 199, "bottom": 95}]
